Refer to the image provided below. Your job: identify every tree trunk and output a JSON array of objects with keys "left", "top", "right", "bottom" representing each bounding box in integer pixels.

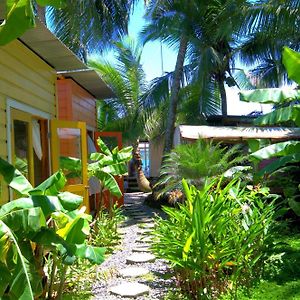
[
  {"left": 218, "top": 78, "right": 227, "bottom": 116},
  {"left": 163, "top": 34, "right": 188, "bottom": 153},
  {"left": 133, "top": 140, "right": 151, "bottom": 192},
  {"left": 37, "top": 5, "right": 47, "bottom": 25}
]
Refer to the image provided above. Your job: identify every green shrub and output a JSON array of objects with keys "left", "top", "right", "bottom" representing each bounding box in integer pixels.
[
  {"left": 151, "top": 178, "right": 277, "bottom": 299},
  {"left": 156, "top": 139, "right": 248, "bottom": 201},
  {"left": 90, "top": 204, "right": 125, "bottom": 252}
]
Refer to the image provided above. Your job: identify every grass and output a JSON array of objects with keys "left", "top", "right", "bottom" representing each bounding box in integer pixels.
[{"left": 221, "top": 225, "right": 300, "bottom": 300}]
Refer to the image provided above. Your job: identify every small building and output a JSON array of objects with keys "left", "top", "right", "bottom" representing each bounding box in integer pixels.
[{"left": 0, "top": 19, "right": 113, "bottom": 209}]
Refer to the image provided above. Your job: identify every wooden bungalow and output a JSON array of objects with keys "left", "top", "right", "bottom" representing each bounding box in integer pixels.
[{"left": 0, "top": 19, "right": 113, "bottom": 209}]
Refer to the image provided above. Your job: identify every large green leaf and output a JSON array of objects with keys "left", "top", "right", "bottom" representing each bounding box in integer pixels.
[
  {"left": 75, "top": 244, "right": 106, "bottom": 264},
  {"left": 59, "top": 156, "right": 82, "bottom": 179},
  {"left": 96, "top": 138, "right": 112, "bottom": 156},
  {"left": 0, "top": 0, "right": 35, "bottom": 46},
  {"left": 251, "top": 141, "right": 300, "bottom": 160},
  {"left": 0, "top": 221, "right": 34, "bottom": 300},
  {"left": 30, "top": 171, "right": 66, "bottom": 196},
  {"left": 288, "top": 198, "right": 300, "bottom": 217},
  {"left": 0, "top": 158, "right": 33, "bottom": 196},
  {"left": 257, "top": 153, "right": 300, "bottom": 176},
  {"left": 94, "top": 171, "right": 122, "bottom": 197},
  {"left": 282, "top": 47, "right": 300, "bottom": 85},
  {"left": 58, "top": 192, "right": 83, "bottom": 211},
  {"left": 36, "top": 0, "right": 66, "bottom": 8},
  {"left": 102, "top": 162, "right": 128, "bottom": 176},
  {"left": 0, "top": 195, "right": 64, "bottom": 218},
  {"left": 56, "top": 214, "right": 90, "bottom": 244},
  {"left": 0, "top": 207, "right": 46, "bottom": 237},
  {"left": 114, "top": 146, "right": 133, "bottom": 162},
  {"left": 239, "top": 88, "right": 300, "bottom": 104},
  {"left": 254, "top": 105, "right": 300, "bottom": 126}
]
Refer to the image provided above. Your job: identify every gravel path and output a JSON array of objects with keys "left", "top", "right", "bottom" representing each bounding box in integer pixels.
[{"left": 92, "top": 192, "right": 176, "bottom": 300}]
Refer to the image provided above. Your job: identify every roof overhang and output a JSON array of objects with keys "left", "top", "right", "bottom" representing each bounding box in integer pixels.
[
  {"left": 19, "top": 19, "right": 113, "bottom": 99},
  {"left": 174, "top": 125, "right": 300, "bottom": 145}
]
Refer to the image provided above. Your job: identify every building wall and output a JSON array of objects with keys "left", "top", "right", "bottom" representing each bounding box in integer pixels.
[
  {"left": 0, "top": 39, "right": 56, "bottom": 204},
  {"left": 57, "top": 78, "right": 96, "bottom": 129}
]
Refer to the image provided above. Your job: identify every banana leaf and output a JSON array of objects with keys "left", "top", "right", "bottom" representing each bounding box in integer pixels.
[
  {"left": 288, "top": 198, "right": 300, "bottom": 217},
  {"left": 57, "top": 192, "right": 82, "bottom": 211},
  {"left": 96, "top": 137, "right": 112, "bottom": 156},
  {"left": 29, "top": 171, "right": 66, "bottom": 195},
  {"left": 0, "top": 0, "right": 35, "bottom": 46},
  {"left": 102, "top": 162, "right": 128, "bottom": 176},
  {"left": 0, "top": 195, "right": 64, "bottom": 218},
  {"left": 93, "top": 170, "right": 122, "bottom": 197},
  {"left": 282, "top": 46, "right": 300, "bottom": 85},
  {"left": 0, "top": 221, "right": 34, "bottom": 300},
  {"left": 256, "top": 153, "right": 300, "bottom": 176},
  {"left": 0, "top": 157, "right": 33, "bottom": 196},
  {"left": 75, "top": 244, "right": 106, "bottom": 264},
  {"left": 251, "top": 141, "right": 300, "bottom": 160},
  {"left": 239, "top": 88, "right": 300, "bottom": 104},
  {"left": 254, "top": 105, "right": 300, "bottom": 126}
]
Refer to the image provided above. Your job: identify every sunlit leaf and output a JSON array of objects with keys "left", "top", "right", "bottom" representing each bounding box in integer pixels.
[{"left": 282, "top": 46, "right": 300, "bottom": 85}]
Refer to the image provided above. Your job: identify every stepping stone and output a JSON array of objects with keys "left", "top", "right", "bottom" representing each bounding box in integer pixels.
[
  {"left": 109, "top": 282, "right": 150, "bottom": 297},
  {"left": 126, "top": 253, "right": 156, "bottom": 264},
  {"left": 119, "top": 266, "right": 150, "bottom": 277},
  {"left": 132, "top": 246, "right": 151, "bottom": 253},
  {"left": 139, "top": 223, "right": 155, "bottom": 229}
]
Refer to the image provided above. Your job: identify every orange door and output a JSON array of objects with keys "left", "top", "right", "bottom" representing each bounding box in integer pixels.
[
  {"left": 50, "top": 120, "right": 90, "bottom": 212},
  {"left": 94, "top": 132, "right": 124, "bottom": 207}
]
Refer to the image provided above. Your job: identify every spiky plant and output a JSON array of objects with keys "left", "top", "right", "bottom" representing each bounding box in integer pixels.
[{"left": 156, "top": 139, "right": 248, "bottom": 196}]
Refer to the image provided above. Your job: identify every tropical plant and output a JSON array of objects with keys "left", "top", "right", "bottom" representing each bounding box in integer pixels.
[
  {"left": 0, "top": 0, "right": 66, "bottom": 45},
  {"left": 151, "top": 178, "right": 277, "bottom": 299},
  {"left": 46, "top": 0, "right": 137, "bottom": 61},
  {"left": 0, "top": 158, "right": 105, "bottom": 299},
  {"left": 156, "top": 139, "right": 248, "bottom": 198},
  {"left": 239, "top": 46, "right": 300, "bottom": 216},
  {"left": 89, "top": 137, "right": 132, "bottom": 211},
  {"left": 89, "top": 39, "right": 158, "bottom": 192},
  {"left": 90, "top": 203, "right": 125, "bottom": 253}
]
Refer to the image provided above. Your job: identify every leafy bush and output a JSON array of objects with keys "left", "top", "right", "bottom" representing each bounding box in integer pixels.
[
  {"left": 151, "top": 178, "right": 277, "bottom": 299},
  {"left": 0, "top": 158, "right": 105, "bottom": 300},
  {"left": 90, "top": 204, "right": 125, "bottom": 253},
  {"left": 155, "top": 139, "right": 248, "bottom": 202}
]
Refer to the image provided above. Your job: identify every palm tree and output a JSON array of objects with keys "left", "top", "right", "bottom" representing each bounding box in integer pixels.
[
  {"left": 89, "top": 38, "right": 157, "bottom": 192},
  {"left": 142, "top": 0, "right": 256, "bottom": 152},
  {"left": 44, "top": 1, "right": 137, "bottom": 61}
]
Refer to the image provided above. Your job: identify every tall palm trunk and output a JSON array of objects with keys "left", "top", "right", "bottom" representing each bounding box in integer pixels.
[
  {"left": 218, "top": 77, "right": 227, "bottom": 116},
  {"left": 133, "top": 140, "right": 151, "bottom": 192},
  {"left": 164, "top": 34, "right": 188, "bottom": 153}
]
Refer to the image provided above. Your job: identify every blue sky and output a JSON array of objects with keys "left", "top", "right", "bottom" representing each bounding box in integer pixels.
[{"left": 98, "top": 0, "right": 272, "bottom": 116}]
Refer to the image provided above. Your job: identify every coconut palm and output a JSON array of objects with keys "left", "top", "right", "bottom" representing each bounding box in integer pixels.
[
  {"left": 142, "top": 0, "right": 258, "bottom": 152},
  {"left": 89, "top": 38, "right": 158, "bottom": 192},
  {"left": 45, "top": 0, "right": 137, "bottom": 61}
]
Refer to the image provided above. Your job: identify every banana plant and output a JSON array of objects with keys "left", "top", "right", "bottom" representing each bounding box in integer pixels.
[
  {"left": 0, "top": 0, "right": 66, "bottom": 46},
  {"left": 240, "top": 47, "right": 300, "bottom": 177},
  {"left": 0, "top": 158, "right": 105, "bottom": 299},
  {"left": 88, "top": 137, "right": 132, "bottom": 211},
  {"left": 240, "top": 46, "right": 300, "bottom": 216}
]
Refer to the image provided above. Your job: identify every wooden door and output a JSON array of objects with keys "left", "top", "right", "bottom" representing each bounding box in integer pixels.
[{"left": 50, "top": 120, "right": 89, "bottom": 212}]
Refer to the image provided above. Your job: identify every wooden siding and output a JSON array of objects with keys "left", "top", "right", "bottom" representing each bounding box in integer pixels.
[
  {"left": 0, "top": 39, "right": 56, "bottom": 204},
  {"left": 57, "top": 79, "right": 96, "bottom": 129}
]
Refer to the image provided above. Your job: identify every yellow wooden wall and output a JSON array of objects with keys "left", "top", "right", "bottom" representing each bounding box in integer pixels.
[{"left": 0, "top": 39, "right": 56, "bottom": 204}]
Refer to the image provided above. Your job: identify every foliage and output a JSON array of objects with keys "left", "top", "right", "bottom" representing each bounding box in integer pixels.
[
  {"left": 0, "top": 158, "right": 105, "bottom": 299},
  {"left": 151, "top": 178, "right": 277, "bottom": 299},
  {"left": 240, "top": 46, "right": 300, "bottom": 216},
  {"left": 89, "top": 137, "right": 132, "bottom": 199},
  {"left": 0, "top": 0, "right": 66, "bottom": 45},
  {"left": 90, "top": 204, "right": 125, "bottom": 253},
  {"left": 156, "top": 139, "right": 248, "bottom": 197}
]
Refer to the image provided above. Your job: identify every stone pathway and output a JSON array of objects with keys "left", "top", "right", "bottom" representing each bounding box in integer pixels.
[{"left": 92, "top": 192, "right": 175, "bottom": 299}]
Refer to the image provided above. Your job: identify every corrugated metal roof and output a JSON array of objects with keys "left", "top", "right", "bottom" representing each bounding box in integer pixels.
[
  {"left": 19, "top": 19, "right": 113, "bottom": 99},
  {"left": 174, "top": 125, "right": 300, "bottom": 145}
]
